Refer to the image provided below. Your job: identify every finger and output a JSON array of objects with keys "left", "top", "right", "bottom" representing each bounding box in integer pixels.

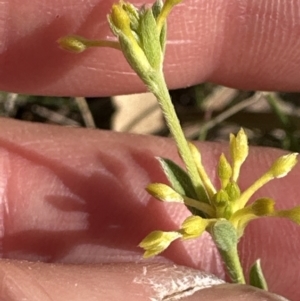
[
  {"left": 0, "top": 118, "right": 299, "bottom": 300},
  {"left": 0, "top": 260, "right": 286, "bottom": 301},
  {"left": 1, "top": 0, "right": 300, "bottom": 95}
]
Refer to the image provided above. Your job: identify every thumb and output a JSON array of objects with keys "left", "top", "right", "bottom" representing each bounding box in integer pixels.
[{"left": 0, "top": 260, "right": 287, "bottom": 301}]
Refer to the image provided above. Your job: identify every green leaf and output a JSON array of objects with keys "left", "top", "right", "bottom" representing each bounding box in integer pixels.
[
  {"left": 249, "top": 259, "right": 268, "bottom": 291},
  {"left": 152, "top": 0, "right": 163, "bottom": 18},
  {"left": 209, "top": 220, "right": 245, "bottom": 284},
  {"left": 159, "top": 21, "right": 167, "bottom": 55},
  {"left": 157, "top": 157, "right": 206, "bottom": 216},
  {"left": 139, "top": 9, "right": 162, "bottom": 70},
  {"left": 210, "top": 220, "right": 237, "bottom": 252},
  {"left": 157, "top": 157, "right": 197, "bottom": 198},
  {"left": 152, "top": 0, "right": 167, "bottom": 54},
  {"left": 225, "top": 181, "right": 240, "bottom": 202}
]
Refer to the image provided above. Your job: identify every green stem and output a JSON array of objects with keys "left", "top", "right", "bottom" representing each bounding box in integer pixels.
[
  {"left": 210, "top": 220, "right": 245, "bottom": 284},
  {"left": 218, "top": 246, "right": 246, "bottom": 284},
  {"left": 148, "top": 71, "right": 209, "bottom": 204},
  {"left": 237, "top": 173, "right": 273, "bottom": 210},
  {"left": 183, "top": 196, "right": 215, "bottom": 217}
]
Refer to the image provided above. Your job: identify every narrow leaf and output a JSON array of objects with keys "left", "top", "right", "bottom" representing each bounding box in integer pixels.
[
  {"left": 157, "top": 157, "right": 205, "bottom": 216},
  {"left": 139, "top": 9, "right": 162, "bottom": 70},
  {"left": 152, "top": 0, "right": 167, "bottom": 54},
  {"left": 157, "top": 157, "right": 197, "bottom": 198},
  {"left": 249, "top": 259, "right": 268, "bottom": 291}
]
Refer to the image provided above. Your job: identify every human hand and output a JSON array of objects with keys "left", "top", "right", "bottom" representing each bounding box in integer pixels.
[
  {"left": 1, "top": 0, "right": 300, "bottom": 95},
  {"left": 0, "top": 1, "right": 299, "bottom": 300}
]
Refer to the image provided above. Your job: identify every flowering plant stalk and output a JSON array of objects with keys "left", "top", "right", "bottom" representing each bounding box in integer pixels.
[{"left": 58, "top": 0, "right": 299, "bottom": 291}]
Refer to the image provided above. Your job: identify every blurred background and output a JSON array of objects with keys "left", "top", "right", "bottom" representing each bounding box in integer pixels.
[{"left": 0, "top": 84, "right": 299, "bottom": 152}]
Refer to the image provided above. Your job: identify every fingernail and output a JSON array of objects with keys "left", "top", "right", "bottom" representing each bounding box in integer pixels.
[
  {"left": 182, "top": 284, "right": 291, "bottom": 301},
  {"left": 133, "top": 262, "right": 224, "bottom": 300}
]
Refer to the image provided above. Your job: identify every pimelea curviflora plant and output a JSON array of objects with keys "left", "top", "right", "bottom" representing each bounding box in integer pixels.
[{"left": 58, "top": 0, "right": 299, "bottom": 292}]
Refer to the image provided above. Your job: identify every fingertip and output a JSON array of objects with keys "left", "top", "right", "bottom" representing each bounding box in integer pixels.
[
  {"left": 0, "top": 259, "right": 288, "bottom": 301},
  {"left": 1, "top": 0, "right": 300, "bottom": 95},
  {"left": 0, "top": 261, "right": 224, "bottom": 301}
]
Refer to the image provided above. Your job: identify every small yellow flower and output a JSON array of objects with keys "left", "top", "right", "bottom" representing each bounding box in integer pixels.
[
  {"left": 110, "top": 3, "right": 132, "bottom": 35},
  {"left": 138, "top": 217, "right": 211, "bottom": 258},
  {"left": 275, "top": 206, "right": 300, "bottom": 224},
  {"left": 218, "top": 153, "right": 232, "bottom": 189},
  {"left": 146, "top": 183, "right": 184, "bottom": 202},
  {"left": 236, "top": 152, "right": 298, "bottom": 210},
  {"left": 189, "top": 142, "right": 216, "bottom": 199},
  {"left": 225, "top": 181, "right": 240, "bottom": 203},
  {"left": 213, "top": 189, "right": 229, "bottom": 207},
  {"left": 147, "top": 182, "right": 215, "bottom": 216},
  {"left": 230, "top": 198, "right": 275, "bottom": 238},
  {"left": 230, "top": 128, "right": 248, "bottom": 182},
  {"left": 269, "top": 153, "right": 298, "bottom": 178},
  {"left": 180, "top": 215, "right": 210, "bottom": 239},
  {"left": 57, "top": 35, "right": 121, "bottom": 52},
  {"left": 139, "top": 230, "right": 182, "bottom": 258},
  {"left": 57, "top": 35, "right": 89, "bottom": 53}
]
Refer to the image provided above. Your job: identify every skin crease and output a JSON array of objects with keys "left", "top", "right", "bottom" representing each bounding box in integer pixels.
[{"left": 0, "top": 0, "right": 299, "bottom": 300}]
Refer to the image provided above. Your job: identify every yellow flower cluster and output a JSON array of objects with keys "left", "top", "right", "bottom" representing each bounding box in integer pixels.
[
  {"left": 139, "top": 129, "right": 299, "bottom": 258},
  {"left": 58, "top": 0, "right": 183, "bottom": 88}
]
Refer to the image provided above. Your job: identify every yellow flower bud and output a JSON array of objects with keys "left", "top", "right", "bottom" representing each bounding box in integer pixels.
[
  {"left": 276, "top": 206, "right": 300, "bottom": 224},
  {"left": 57, "top": 35, "right": 88, "bottom": 53},
  {"left": 58, "top": 35, "right": 121, "bottom": 53},
  {"left": 218, "top": 153, "right": 232, "bottom": 188},
  {"left": 269, "top": 153, "right": 298, "bottom": 178},
  {"left": 213, "top": 189, "right": 229, "bottom": 207},
  {"left": 225, "top": 181, "right": 240, "bottom": 202},
  {"left": 139, "top": 230, "right": 182, "bottom": 258},
  {"left": 230, "top": 198, "right": 275, "bottom": 237},
  {"left": 251, "top": 198, "right": 275, "bottom": 216},
  {"left": 180, "top": 215, "right": 209, "bottom": 239},
  {"left": 232, "top": 128, "right": 248, "bottom": 160},
  {"left": 110, "top": 4, "right": 132, "bottom": 35},
  {"left": 189, "top": 142, "right": 216, "bottom": 199},
  {"left": 230, "top": 128, "right": 249, "bottom": 182},
  {"left": 146, "top": 183, "right": 184, "bottom": 202}
]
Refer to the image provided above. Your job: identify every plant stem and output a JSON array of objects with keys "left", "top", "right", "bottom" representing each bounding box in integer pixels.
[
  {"left": 210, "top": 220, "right": 245, "bottom": 284},
  {"left": 148, "top": 71, "right": 209, "bottom": 203},
  {"left": 218, "top": 246, "right": 246, "bottom": 284}
]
